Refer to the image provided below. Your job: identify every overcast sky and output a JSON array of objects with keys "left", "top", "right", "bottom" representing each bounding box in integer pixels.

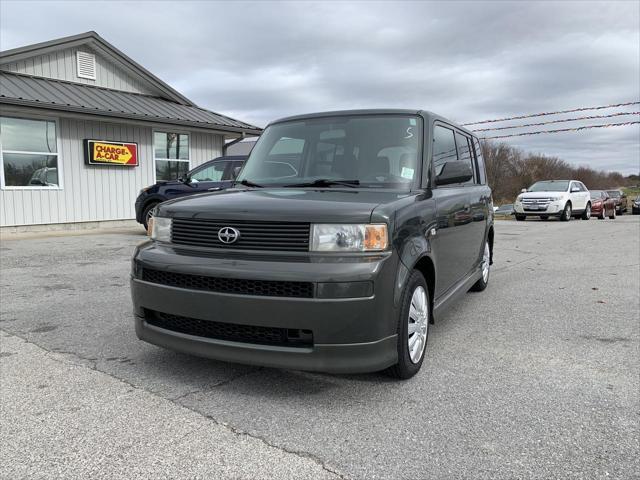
[{"left": 1, "top": 1, "right": 638, "bottom": 174}]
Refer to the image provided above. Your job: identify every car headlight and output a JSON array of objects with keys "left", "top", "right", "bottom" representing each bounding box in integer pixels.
[
  {"left": 150, "top": 216, "right": 172, "bottom": 242},
  {"left": 549, "top": 195, "right": 562, "bottom": 201},
  {"left": 311, "top": 224, "right": 388, "bottom": 252}
]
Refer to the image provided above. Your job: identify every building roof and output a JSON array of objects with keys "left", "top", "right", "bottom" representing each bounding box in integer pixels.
[
  {"left": 0, "top": 31, "right": 195, "bottom": 106},
  {"left": 0, "top": 71, "right": 261, "bottom": 135}
]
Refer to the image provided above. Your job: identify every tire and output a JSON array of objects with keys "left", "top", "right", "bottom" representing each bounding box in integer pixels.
[
  {"left": 581, "top": 202, "right": 591, "bottom": 220},
  {"left": 609, "top": 208, "right": 616, "bottom": 220},
  {"left": 386, "top": 271, "right": 430, "bottom": 380},
  {"left": 470, "top": 240, "right": 491, "bottom": 292},
  {"left": 560, "top": 202, "right": 572, "bottom": 221},
  {"left": 599, "top": 207, "right": 606, "bottom": 220},
  {"left": 515, "top": 214, "right": 526, "bottom": 221},
  {"left": 540, "top": 215, "right": 549, "bottom": 221},
  {"left": 142, "top": 202, "right": 158, "bottom": 230}
]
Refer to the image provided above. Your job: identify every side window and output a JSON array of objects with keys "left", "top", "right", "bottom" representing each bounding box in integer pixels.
[
  {"left": 580, "top": 182, "right": 587, "bottom": 192},
  {"left": 570, "top": 182, "right": 580, "bottom": 192},
  {"left": 472, "top": 137, "right": 486, "bottom": 184},
  {"left": 191, "top": 162, "right": 227, "bottom": 182},
  {"left": 454, "top": 132, "right": 474, "bottom": 184},
  {"left": 229, "top": 161, "right": 244, "bottom": 179},
  {"left": 432, "top": 125, "right": 457, "bottom": 177}
]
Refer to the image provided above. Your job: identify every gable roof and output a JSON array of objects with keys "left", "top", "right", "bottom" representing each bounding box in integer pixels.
[
  {"left": 0, "top": 71, "right": 262, "bottom": 135},
  {"left": 0, "top": 31, "right": 194, "bottom": 106}
]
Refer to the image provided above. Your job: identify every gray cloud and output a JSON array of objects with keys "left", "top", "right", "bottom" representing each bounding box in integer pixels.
[{"left": 1, "top": 0, "right": 638, "bottom": 173}]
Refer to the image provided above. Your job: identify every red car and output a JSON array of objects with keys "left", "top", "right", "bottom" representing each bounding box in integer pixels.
[{"left": 590, "top": 190, "right": 616, "bottom": 219}]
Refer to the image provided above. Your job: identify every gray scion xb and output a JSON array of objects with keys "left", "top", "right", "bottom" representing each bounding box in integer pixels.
[{"left": 131, "top": 109, "right": 494, "bottom": 379}]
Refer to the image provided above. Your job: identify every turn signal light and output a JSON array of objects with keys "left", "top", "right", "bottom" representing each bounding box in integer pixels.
[{"left": 364, "top": 224, "right": 388, "bottom": 251}]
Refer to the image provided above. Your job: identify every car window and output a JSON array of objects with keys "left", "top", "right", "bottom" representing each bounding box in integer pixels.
[
  {"left": 191, "top": 162, "right": 227, "bottom": 182},
  {"left": 472, "top": 137, "right": 486, "bottom": 185},
  {"left": 229, "top": 161, "right": 244, "bottom": 180},
  {"left": 454, "top": 132, "right": 475, "bottom": 184},
  {"left": 432, "top": 125, "right": 457, "bottom": 177}
]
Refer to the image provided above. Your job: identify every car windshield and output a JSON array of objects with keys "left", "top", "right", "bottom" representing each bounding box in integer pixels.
[
  {"left": 528, "top": 180, "right": 569, "bottom": 192},
  {"left": 590, "top": 190, "right": 603, "bottom": 199},
  {"left": 237, "top": 114, "right": 422, "bottom": 189},
  {"left": 607, "top": 191, "right": 621, "bottom": 197}
]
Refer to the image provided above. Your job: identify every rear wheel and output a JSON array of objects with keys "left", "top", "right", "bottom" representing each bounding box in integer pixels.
[
  {"left": 470, "top": 240, "right": 491, "bottom": 292},
  {"left": 142, "top": 202, "right": 158, "bottom": 230},
  {"left": 560, "top": 202, "right": 572, "bottom": 221},
  {"left": 386, "top": 271, "right": 429, "bottom": 380},
  {"left": 581, "top": 203, "right": 591, "bottom": 220},
  {"left": 515, "top": 214, "right": 526, "bottom": 221}
]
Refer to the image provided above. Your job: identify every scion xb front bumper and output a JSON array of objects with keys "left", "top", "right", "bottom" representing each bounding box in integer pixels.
[{"left": 131, "top": 241, "right": 400, "bottom": 373}]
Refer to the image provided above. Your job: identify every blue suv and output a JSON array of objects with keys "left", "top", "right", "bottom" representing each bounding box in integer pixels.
[{"left": 135, "top": 155, "right": 246, "bottom": 229}]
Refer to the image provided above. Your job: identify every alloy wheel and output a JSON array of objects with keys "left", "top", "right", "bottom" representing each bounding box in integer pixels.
[{"left": 407, "top": 286, "right": 428, "bottom": 364}]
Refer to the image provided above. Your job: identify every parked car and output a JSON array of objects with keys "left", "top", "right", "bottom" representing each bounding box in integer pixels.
[
  {"left": 28, "top": 167, "right": 58, "bottom": 187},
  {"left": 606, "top": 190, "right": 627, "bottom": 214},
  {"left": 633, "top": 196, "right": 640, "bottom": 215},
  {"left": 494, "top": 204, "right": 514, "bottom": 216},
  {"left": 589, "top": 190, "right": 616, "bottom": 219},
  {"left": 135, "top": 155, "right": 246, "bottom": 229},
  {"left": 132, "top": 109, "right": 494, "bottom": 379},
  {"left": 513, "top": 180, "right": 591, "bottom": 221}
]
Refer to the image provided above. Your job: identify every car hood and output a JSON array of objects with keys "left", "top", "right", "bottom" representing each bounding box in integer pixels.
[{"left": 158, "top": 187, "right": 410, "bottom": 223}]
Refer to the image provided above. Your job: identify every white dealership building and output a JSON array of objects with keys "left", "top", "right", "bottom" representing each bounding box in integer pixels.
[{"left": 0, "top": 32, "right": 260, "bottom": 230}]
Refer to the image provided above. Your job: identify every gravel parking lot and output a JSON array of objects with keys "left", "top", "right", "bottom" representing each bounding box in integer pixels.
[{"left": 1, "top": 217, "right": 639, "bottom": 479}]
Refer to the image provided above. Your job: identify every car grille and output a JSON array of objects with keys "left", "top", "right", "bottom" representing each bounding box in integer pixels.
[
  {"left": 171, "top": 219, "right": 311, "bottom": 252},
  {"left": 142, "top": 267, "right": 314, "bottom": 298},
  {"left": 522, "top": 198, "right": 552, "bottom": 210},
  {"left": 145, "top": 309, "right": 313, "bottom": 347}
]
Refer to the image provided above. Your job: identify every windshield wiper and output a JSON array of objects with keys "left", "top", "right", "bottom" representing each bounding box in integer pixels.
[
  {"left": 282, "top": 179, "right": 360, "bottom": 188},
  {"left": 236, "top": 179, "right": 264, "bottom": 188}
]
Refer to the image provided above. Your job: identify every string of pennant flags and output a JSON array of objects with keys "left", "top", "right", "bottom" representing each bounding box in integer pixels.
[
  {"left": 462, "top": 101, "right": 640, "bottom": 126},
  {"left": 472, "top": 111, "right": 640, "bottom": 132},
  {"left": 463, "top": 100, "right": 640, "bottom": 140},
  {"left": 480, "top": 120, "right": 640, "bottom": 140}
]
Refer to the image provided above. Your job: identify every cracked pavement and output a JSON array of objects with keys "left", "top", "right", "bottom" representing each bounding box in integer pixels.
[{"left": 1, "top": 217, "right": 639, "bottom": 479}]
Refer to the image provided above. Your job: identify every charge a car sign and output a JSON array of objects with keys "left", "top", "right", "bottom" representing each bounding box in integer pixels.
[{"left": 84, "top": 140, "right": 138, "bottom": 166}]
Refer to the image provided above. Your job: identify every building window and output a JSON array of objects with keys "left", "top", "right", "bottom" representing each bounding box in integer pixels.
[
  {"left": 1, "top": 116, "right": 59, "bottom": 188},
  {"left": 154, "top": 131, "right": 189, "bottom": 181}
]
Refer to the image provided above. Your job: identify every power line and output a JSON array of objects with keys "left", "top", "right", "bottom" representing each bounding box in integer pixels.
[
  {"left": 463, "top": 101, "right": 640, "bottom": 126},
  {"left": 472, "top": 111, "right": 639, "bottom": 132},
  {"left": 480, "top": 121, "right": 640, "bottom": 140}
]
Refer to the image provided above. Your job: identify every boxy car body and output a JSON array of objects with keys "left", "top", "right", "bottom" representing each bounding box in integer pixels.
[{"left": 131, "top": 110, "right": 494, "bottom": 378}]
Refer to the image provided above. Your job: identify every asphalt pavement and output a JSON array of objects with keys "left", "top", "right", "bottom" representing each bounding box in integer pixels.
[{"left": 1, "top": 216, "right": 638, "bottom": 479}]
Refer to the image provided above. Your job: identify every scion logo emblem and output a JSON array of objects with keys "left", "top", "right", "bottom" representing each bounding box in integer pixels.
[{"left": 218, "top": 227, "right": 240, "bottom": 244}]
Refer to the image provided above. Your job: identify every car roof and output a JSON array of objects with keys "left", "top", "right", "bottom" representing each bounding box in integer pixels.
[{"left": 267, "top": 109, "right": 476, "bottom": 137}]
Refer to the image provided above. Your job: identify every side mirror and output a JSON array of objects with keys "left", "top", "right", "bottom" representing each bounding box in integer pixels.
[
  {"left": 521, "top": 188, "right": 527, "bottom": 193},
  {"left": 435, "top": 162, "right": 473, "bottom": 186},
  {"left": 179, "top": 175, "right": 191, "bottom": 184}
]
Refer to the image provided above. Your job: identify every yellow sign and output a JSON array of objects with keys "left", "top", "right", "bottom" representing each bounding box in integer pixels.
[{"left": 84, "top": 140, "right": 138, "bottom": 166}]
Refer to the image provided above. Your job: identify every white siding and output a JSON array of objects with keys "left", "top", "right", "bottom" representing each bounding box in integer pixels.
[
  {"left": 0, "top": 115, "right": 224, "bottom": 226},
  {"left": 0, "top": 47, "right": 155, "bottom": 95}
]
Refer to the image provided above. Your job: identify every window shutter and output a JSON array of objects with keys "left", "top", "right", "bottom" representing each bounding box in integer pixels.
[{"left": 76, "top": 51, "right": 96, "bottom": 80}]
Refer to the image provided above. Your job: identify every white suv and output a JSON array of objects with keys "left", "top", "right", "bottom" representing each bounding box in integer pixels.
[{"left": 514, "top": 180, "right": 591, "bottom": 221}]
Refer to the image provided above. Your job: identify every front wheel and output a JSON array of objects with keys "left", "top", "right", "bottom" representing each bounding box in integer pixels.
[
  {"left": 599, "top": 207, "right": 606, "bottom": 220},
  {"left": 386, "top": 271, "right": 430, "bottom": 380},
  {"left": 142, "top": 202, "right": 159, "bottom": 230},
  {"left": 609, "top": 208, "right": 616, "bottom": 220},
  {"left": 581, "top": 203, "right": 591, "bottom": 220},
  {"left": 560, "top": 203, "right": 572, "bottom": 221}
]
